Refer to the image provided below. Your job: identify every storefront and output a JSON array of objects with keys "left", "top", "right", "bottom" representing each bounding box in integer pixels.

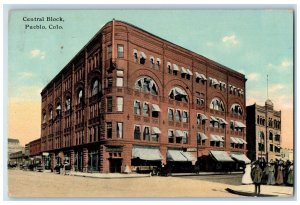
[
  {"left": 230, "top": 152, "right": 251, "bottom": 171},
  {"left": 88, "top": 149, "right": 99, "bottom": 172},
  {"left": 209, "top": 150, "right": 235, "bottom": 171},
  {"left": 74, "top": 150, "right": 83, "bottom": 172},
  {"left": 131, "top": 145, "right": 163, "bottom": 173},
  {"left": 167, "top": 149, "right": 196, "bottom": 173}
]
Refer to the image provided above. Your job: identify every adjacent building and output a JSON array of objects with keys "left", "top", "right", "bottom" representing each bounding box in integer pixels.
[
  {"left": 32, "top": 20, "right": 247, "bottom": 173},
  {"left": 246, "top": 100, "right": 282, "bottom": 162},
  {"left": 8, "top": 138, "right": 23, "bottom": 158}
]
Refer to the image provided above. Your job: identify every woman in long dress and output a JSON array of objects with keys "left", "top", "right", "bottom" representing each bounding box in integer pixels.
[
  {"left": 242, "top": 163, "right": 253, "bottom": 184},
  {"left": 267, "top": 163, "right": 276, "bottom": 185},
  {"left": 276, "top": 164, "right": 284, "bottom": 185},
  {"left": 287, "top": 164, "right": 294, "bottom": 186}
]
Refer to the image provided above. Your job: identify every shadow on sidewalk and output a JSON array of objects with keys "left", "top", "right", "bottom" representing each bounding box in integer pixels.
[{"left": 225, "top": 188, "right": 278, "bottom": 197}]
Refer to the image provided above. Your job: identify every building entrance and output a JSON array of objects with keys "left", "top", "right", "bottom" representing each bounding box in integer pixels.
[{"left": 109, "top": 159, "right": 122, "bottom": 173}]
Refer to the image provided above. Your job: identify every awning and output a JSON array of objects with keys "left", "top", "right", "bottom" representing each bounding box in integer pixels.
[
  {"left": 56, "top": 105, "right": 61, "bottom": 110},
  {"left": 197, "top": 113, "right": 208, "bottom": 120},
  {"left": 152, "top": 104, "right": 161, "bottom": 112},
  {"left": 174, "top": 87, "right": 186, "bottom": 96},
  {"left": 195, "top": 72, "right": 207, "bottom": 80},
  {"left": 186, "top": 69, "right": 193, "bottom": 75},
  {"left": 217, "top": 135, "right": 224, "bottom": 142},
  {"left": 167, "top": 150, "right": 188, "bottom": 162},
  {"left": 210, "top": 116, "right": 219, "bottom": 122},
  {"left": 210, "top": 150, "right": 234, "bottom": 162},
  {"left": 230, "top": 137, "right": 239, "bottom": 144},
  {"left": 275, "top": 144, "right": 281, "bottom": 149},
  {"left": 230, "top": 153, "right": 251, "bottom": 163},
  {"left": 140, "top": 52, "right": 147, "bottom": 59},
  {"left": 181, "top": 67, "right": 188, "bottom": 74},
  {"left": 150, "top": 56, "right": 154, "bottom": 61},
  {"left": 235, "top": 121, "right": 246, "bottom": 128},
  {"left": 133, "top": 49, "right": 138, "bottom": 54},
  {"left": 132, "top": 146, "right": 163, "bottom": 161},
  {"left": 157, "top": 58, "right": 161, "bottom": 63},
  {"left": 176, "top": 130, "right": 184, "bottom": 137},
  {"left": 167, "top": 62, "right": 171, "bottom": 67},
  {"left": 211, "top": 78, "right": 220, "bottom": 86},
  {"left": 198, "top": 132, "right": 208, "bottom": 140},
  {"left": 234, "top": 138, "right": 244, "bottom": 144},
  {"left": 173, "top": 64, "right": 179, "bottom": 71},
  {"left": 239, "top": 138, "right": 247, "bottom": 144},
  {"left": 152, "top": 127, "right": 161, "bottom": 134},
  {"left": 218, "top": 117, "right": 228, "bottom": 125},
  {"left": 210, "top": 135, "right": 220, "bottom": 141},
  {"left": 181, "top": 152, "right": 197, "bottom": 162}
]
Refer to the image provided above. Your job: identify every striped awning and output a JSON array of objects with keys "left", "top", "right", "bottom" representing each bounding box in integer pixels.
[
  {"left": 186, "top": 68, "right": 193, "bottom": 75},
  {"left": 181, "top": 67, "right": 188, "bottom": 74},
  {"left": 198, "top": 132, "right": 208, "bottom": 140},
  {"left": 173, "top": 64, "right": 179, "bottom": 71},
  {"left": 132, "top": 146, "right": 163, "bottom": 161},
  {"left": 210, "top": 150, "right": 234, "bottom": 162}
]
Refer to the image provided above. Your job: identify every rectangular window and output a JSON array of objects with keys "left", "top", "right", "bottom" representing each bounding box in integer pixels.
[
  {"left": 117, "top": 44, "right": 124, "bottom": 58},
  {"left": 117, "top": 97, "right": 123, "bottom": 112},
  {"left": 116, "top": 122, "right": 123, "bottom": 139},
  {"left": 134, "top": 125, "right": 141, "bottom": 140},
  {"left": 116, "top": 77, "right": 123, "bottom": 87},
  {"left": 168, "top": 130, "right": 174, "bottom": 143},
  {"left": 143, "top": 126, "right": 150, "bottom": 141},
  {"left": 108, "top": 45, "right": 112, "bottom": 59},
  {"left": 183, "top": 131, "right": 188, "bottom": 144},
  {"left": 143, "top": 103, "right": 149, "bottom": 116},
  {"left": 175, "top": 109, "right": 181, "bottom": 122},
  {"left": 107, "top": 77, "right": 113, "bottom": 88},
  {"left": 168, "top": 108, "right": 174, "bottom": 121},
  {"left": 269, "top": 144, "right": 273, "bottom": 152},
  {"left": 107, "top": 96, "right": 113, "bottom": 112},
  {"left": 107, "top": 122, "right": 112, "bottom": 139},
  {"left": 151, "top": 133, "right": 159, "bottom": 142},
  {"left": 182, "top": 111, "right": 188, "bottom": 123},
  {"left": 134, "top": 100, "right": 141, "bottom": 115}
]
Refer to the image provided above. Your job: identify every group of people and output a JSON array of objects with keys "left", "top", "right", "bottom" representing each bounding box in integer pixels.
[{"left": 242, "top": 159, "right": 294, "bottom": 195}]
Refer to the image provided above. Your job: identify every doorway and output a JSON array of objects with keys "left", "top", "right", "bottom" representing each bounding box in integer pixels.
[{"left": 109, "top": 159, "right": 122, "bottom": 173}]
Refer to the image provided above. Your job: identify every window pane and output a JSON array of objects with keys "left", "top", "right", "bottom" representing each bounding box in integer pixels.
[
  {"left": 116, "top": 77, "right": 123, "bottom": 87},
  {"left": 117, "top": 122, "right": 123, "bottom": 138},
  {"left": 134, "top": 126, "right": 141, "bottom": 140},
  {"left": 143, "top": 103, "right": 149, "bottom": 116},
  {"left": 117, "top": 44, "right": 124, "bottom": 58},
  {"left": 107, "top": 122, "right": 112, "bottom": 139},
  {"left": 107, "top": 97, "right": 112, "bottom": 112},
  {"left": 117, "top": 97, "right": 123, "bottom": 112},
  {"left": 134, "top": 101, "right": 141, "bottom": 115}
]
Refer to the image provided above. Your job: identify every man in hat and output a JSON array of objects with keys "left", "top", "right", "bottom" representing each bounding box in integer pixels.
[{"left": 251, "top": 161, "right": 263, "bottom": 196}]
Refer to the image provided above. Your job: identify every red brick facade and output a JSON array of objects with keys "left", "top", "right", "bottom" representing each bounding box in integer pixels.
[{"left": 34, "top": 20, "right": 247, "bottom": 173}]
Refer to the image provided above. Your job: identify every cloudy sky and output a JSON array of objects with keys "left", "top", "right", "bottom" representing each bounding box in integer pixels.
[{"left": 8, "top": 9, "right": 293, "bottom": 148}]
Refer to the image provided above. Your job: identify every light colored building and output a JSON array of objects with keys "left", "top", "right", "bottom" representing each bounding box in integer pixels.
[
  {"left": 8, "top": 138, "right": 23, "bottom": 159},
  {"left": 280, "top": 148, "right": 293, "bottom": 162}
]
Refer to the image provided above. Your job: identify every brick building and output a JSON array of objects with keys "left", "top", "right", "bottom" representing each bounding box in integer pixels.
[
  {"left": 246, "top": 100, "right": 282, "bottom": 162},
  {"left": 36, "top": 20, "right": 248, "bottom": 173}
]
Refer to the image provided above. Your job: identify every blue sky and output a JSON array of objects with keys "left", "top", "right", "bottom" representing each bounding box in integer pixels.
[
  {"left": 9, "top": 10, "right": 293, "bottom": 107},
  {"left": 8, "top": 10, "right": 294, "bottom": 147}
]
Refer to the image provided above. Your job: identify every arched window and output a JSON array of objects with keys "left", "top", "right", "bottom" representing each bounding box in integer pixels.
[
  {"left": 78, "top": 89, "right": 83, "bottom": 104},
  {"left": 135, "top": 76, "right": 158, "bottom": 95},
  {"left": 169, "top": 87, "right": 188, "bottom": 102},
  {"left": 42, "top": 112, "right": 46, "bottom": 123},
  {"left": 231, "top": 103, "right": 243, "bottom": 115},
  {"left": 92, "top": 79, "right": 100, "bottom": 96},
  {"left": 65, "top": 96, "right": 71, "bottom": 111},
  {"left": 210, "top": 97, "right": 225, "bottom": 112}
]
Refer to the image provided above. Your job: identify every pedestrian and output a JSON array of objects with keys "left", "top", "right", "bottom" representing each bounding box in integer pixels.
[
  {"left": 251, "top": 161, "right": 263, "bottom": 196},
  {"left": 287, "top": 163, "right": 293, "bottom": 186},
  {"left": 266, "top": 162, "right": 276, "bottom": 185},
  {"left": 275, "top": 162, "right": 284, "bottom": 185},
  {"left": 242, "top": 162, "right": 253, "bottom": 185},
  {"left": 284, "top": 160, "right": 291, "bottom": 185}
]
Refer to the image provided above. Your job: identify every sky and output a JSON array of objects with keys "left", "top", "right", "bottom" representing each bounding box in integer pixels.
[{"left": 7, "top": 9, "right": 294, "bottom": 148}]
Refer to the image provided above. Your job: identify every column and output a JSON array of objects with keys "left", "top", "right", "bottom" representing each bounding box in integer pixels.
[
  {"left": 122, "top": 144, "right": 132, "bottom": 173},
  {"left": 70, "top": 149, "right": 75, "bottom": 171},
  {"left": 160, "top": 146, "right": 167, "bottom": 165},
  {"left": 83, "top": 148, "right": 88, "bottom": 172}
]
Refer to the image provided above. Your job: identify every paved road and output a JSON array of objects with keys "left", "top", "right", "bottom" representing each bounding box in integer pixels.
[
  {"left": 7, "top": 169, "right": 293, "bottom": 198},
  {"left": 177, "top": 173, "right": 243, "bottom": 186}
]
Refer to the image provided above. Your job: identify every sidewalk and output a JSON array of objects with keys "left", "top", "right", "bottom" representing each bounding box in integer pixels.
[{"left": 68, "top": 171, "right": 150, "bottom": 179}]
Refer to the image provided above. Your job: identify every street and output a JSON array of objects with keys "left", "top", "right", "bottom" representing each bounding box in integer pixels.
[{"left": 7, "top": 169, "right": 293, "bottom": 198}]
